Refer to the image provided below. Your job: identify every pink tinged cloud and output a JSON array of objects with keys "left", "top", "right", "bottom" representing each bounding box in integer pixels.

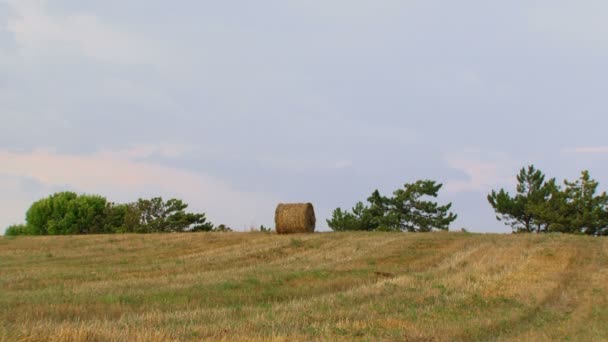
[
  {"left": 444, "top": 156, "right": 515, "bottom": 194},
  {"left": 5, "top": 0, "right": 166, "bottom": 65},
  {"left": 0, "top": 147, "right": 278, "bottom": 230}
]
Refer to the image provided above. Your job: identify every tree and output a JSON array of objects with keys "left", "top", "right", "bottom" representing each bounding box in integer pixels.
[
  {"left": 367, "top": 190, "right": 393, "bottom": 230},
  {"left": 5, "top": 224, "right": 29, "bottom": 236},
  {"left": 25, "top": 192, "right": 108, "bottom": 235},
  {"left": 134, "top": 197, "right": 213, "bottom": 233},
  {"left": 67, "top": 195, "right": 109, "bottom": 234},
  {"left": 328, "top": 180, "right": 457, "bottom": 232},
  {"left": 6, "top": 193, "right": 214, "bottom": 236},
  {"left": 527, "top": 179, "right": 570, "bottom": 233},
  {"left": 488, "top": 165, "right": 554, "bottom": 233},
  {"left": 562, "top": 171, "right": 608, "bottom": 235},
  {"left": 103, "top": 202, "right": 141, "bottom": 233},
  {"left": 488, "top": 166, "right": 608, "bottom": 235},
  {"left": 391, "top": 180, "right": 457, "bottom": 232},
  {"left": 213, "top": 224, "right": 233, "bottom": 232},
  {"left": 259, "top": 225, "right": 273, "bottom": 233},
  {"left": 327, "top": 202, "right": 378, "bottom": 231}
]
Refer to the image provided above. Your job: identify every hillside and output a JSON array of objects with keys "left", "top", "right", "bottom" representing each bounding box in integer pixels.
[{"left": 1, "top": 232, "right": 607, "bottom": 341}]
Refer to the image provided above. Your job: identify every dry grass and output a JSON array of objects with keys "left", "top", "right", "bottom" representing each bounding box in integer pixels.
[{"left": 0, "top": 232, "right": 607, "bottom": 341}]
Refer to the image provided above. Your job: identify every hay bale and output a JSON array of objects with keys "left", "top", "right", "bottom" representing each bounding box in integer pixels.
[{"left": 275, "top": 203, "right": 316, "bottom": 234}]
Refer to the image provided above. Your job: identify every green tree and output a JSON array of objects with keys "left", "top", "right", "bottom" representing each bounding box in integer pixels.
[
  {"left": 102, "top": 202, "right": 141, "bottom": 233},
  {"left": 527, "top": 179, "right": 570, "bottom": 233},
  {"left": 9, "top": 193, "right": 214, "bottom": 235},
  {"left": 68, "top": 195, "right": 109, "bottom": 234},
  {"left": 327, "top": 202, "right": 378, "bottom": 231},
  {"left": 213, "top": 224, "right": 233, "bottom": 232},
  {"left": 328, "top": 180, "right": 457, "bottom": 232},
  {"left": 134, "top": 197, "right": 213, "bottom": 233},
  {"left": 5, "top": 224, "right": 29, "bottom": 236},
  {"left": 488, "top": 165, "right": 554, "bottom": 233},
  {"left": 25, "top": 192, "right": 109, "bottom": 235},
  {"left": 367, "top": 190, "right": 393, "bottom": 230},
  {"left": 26, "top": 193, "right": 71, "bottom": 235},
  {"left": 562, "top": 171, "right": 608, "bottom": 235},
  {"left": 488, "top": 166, "right": 608, "bottom": 235},
  {"left": 391, "top": 180, "right": 457, "bottom": 232},
  {"left": 26, "top": 192, "right": 108, "bottom": 235}
]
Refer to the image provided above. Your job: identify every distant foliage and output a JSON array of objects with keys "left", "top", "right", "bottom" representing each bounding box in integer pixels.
[
  {"left": 213, "top": 224, "right": 233, "bottom": 232},
  {"left": 103, "top": 202, "right": 141, "bottom": 234},
  {"left": 134, "top": 197, "right": 213, "bottom": 233},
  {"left": 259, "top": 225, "right": 273, "bottom": 233},
  {"left": 5, "top": 193, "right": 214, "bottom": 236},
  {"left": 5, "top": 224, "right": 29, "bottom": 236},
  {"left": 488, "top": 165, "right": 552, "bottom": 233},
  {"left": 488, "top": 165, "right": 608, "bottom": 235},
  {"left": 25, "top": 192, "right": 109, "bottom": 235},
  {"left": 328, "top": 180, "right": 457, "bottom": 232}
]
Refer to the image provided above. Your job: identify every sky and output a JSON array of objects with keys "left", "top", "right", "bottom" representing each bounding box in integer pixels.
[{"left": 1, "top": 0, "right": 608, "bottom": 234}]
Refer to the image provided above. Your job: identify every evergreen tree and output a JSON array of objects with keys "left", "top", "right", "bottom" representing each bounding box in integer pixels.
[
  {"left": 488, "top": 165, "right": 553, "bottom": 233},
  {"left": 527, "top": 179, "right": 570, "bottom": 233},
  {"left": 563, "top": 171, "right": 608, "bottom": 235},
  {"left": 489, "top": 166, "right": 608, "bottom": 235},
  {"left": 327, "top": 202, "right": 377, "bottom": 231},
  {"left": 328, "top": 180, "right": 457, "bottom": 232},
  {"left": 391, "top": 180, "right": 457, "bottom": 232},
  {"left": 134, "top": 197, "right": 213, "bottom": 233}
]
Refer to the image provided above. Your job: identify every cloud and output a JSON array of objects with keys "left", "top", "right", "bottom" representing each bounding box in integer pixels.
[
  {"left": 444, "top": 153, "right": 515, "bottom": 193},
  {"left": 4, "top": 0, "right": 162, "bottom": 64},
  {"left": 106, "top": 143, "right": 196, "bottom": 160},
  {"left": 528, "top": 0, "right": 608, "bottom": 46},
  {"left": 253, "top": 154, "right": 354, "bottom": 171},
  {"left": 331, "top": 160, "right": 353, "bottom": 170},
  {"left": 0, "top": 146, "right": 279, "bottom": 233},
  {"left": 565, "top": 146, "right": 608, "bottom": 154}
]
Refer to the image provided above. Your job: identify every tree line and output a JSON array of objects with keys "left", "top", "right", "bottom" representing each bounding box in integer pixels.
[
  {"left": 5, "top": 192, "right": 214, "bottom": 236},
  {"left": 4, "top": 165, "right": 608, "bottom": 236},
  {"left": 327, "top": 165, "right": 608, "bottom": 235}
]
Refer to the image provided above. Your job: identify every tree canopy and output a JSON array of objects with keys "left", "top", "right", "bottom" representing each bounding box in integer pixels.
[
  {"left": 5, "top": 192, "right": 214, "bottom": 236},
  {"left": 134, "top": 197, "right": 213, "bottom": 233},
  {"left": 488, "top": 166, "right": 608, "bottom": 235},
  {"left": 24, "top": 192, "right": 109, "bottom": 235},
  {"left": 328, "top": 180, "right": 457, "bottom": 232}
]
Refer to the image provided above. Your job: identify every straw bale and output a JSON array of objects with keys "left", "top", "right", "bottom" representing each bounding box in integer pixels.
[{"left": 275, "top": 203, "right": 316, "bottom": 234}]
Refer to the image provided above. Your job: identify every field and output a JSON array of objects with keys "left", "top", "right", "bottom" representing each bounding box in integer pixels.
[{"left": 1, "top": 232, "right": 607, "bottom": 341}]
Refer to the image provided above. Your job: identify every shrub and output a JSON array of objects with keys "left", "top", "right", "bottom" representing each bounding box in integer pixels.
[
  {"left": 5, "top": 224, "right": 29, "bottom": 236},
  {"left": 213, "top": 224, "right": 233, "bottom": 232}
]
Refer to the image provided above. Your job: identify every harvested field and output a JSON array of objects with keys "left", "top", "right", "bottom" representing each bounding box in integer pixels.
[{"left": 0, "top": 232, "right": 607, "bottom": 341}]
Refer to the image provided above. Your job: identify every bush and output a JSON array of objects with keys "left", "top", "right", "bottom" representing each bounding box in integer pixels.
[
  {"left": 213, "top": 224, "right": 233, "bottom": 232},
  {"left": 25, "top": 192, "right": 109, "bottom": 235},
  {"left": 10, "top": 193, "right": 214, "bottom": 236},
  {"left": 5, "top": 224, "right": 29, "bottom": 236},
  {"left": 259, "top": 225, "right": 273, "bottom": 233}
]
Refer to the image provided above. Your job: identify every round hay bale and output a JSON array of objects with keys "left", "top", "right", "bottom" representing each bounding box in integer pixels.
[{"left": 275, "top": 203, "right": 316, "bottom": 234}]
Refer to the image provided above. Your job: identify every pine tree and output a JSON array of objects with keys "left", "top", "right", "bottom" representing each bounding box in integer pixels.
[
  {"left": 488, "top": 165, "right": 552, "bottom": 233},
  {"left": 328, "top": 180, "right": 457, "bottom": 232},
  {"left": 563, "top": 171, "right": 608, "bottom": 235}
]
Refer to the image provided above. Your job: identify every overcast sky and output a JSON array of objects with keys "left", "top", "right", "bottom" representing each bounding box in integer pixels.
[{"left": 1, "top": 0, "right": 608, "bottom": 234}]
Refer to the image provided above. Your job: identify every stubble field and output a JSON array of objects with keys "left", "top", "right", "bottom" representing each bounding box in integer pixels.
[{"left": 1, "top": 232, "right": 607, "bottom": 341}]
